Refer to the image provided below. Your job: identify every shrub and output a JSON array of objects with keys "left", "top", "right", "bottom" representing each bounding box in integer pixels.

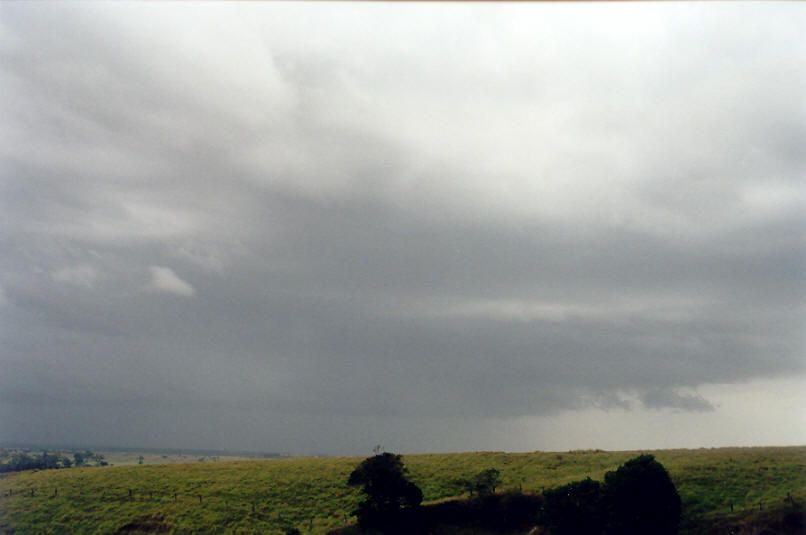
[{"left": 540, "top": 477, "right": 605, "bottom": 535}]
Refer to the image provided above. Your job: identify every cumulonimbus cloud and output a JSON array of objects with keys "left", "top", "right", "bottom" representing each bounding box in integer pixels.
[{"left": 0, "top": 2, "right": 803, "bottom": 454}]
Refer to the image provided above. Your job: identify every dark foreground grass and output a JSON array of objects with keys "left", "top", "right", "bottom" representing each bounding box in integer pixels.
[{"left": 0, "top": 446, "right": 803, "bottom": 534}]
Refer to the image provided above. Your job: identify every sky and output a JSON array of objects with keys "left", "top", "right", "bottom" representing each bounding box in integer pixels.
[{"left": 1, "top": 2, "right": 805, "bottom": 456}]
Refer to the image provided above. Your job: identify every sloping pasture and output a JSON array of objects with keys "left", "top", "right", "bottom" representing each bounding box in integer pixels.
[{"left": 0, "top": 446, "right": 803, "bottom": 534}]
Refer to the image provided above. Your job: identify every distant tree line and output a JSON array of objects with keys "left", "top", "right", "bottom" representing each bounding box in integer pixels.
[{"left": 0, "top": 449, "right": 107, "bottom": 473}]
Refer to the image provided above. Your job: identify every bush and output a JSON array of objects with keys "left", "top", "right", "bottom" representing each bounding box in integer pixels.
[
  {"left": 395, "top": 490, "right": 542, "bottom": 533},
  {"left": 283, "top": 525, "right": 302, "bottom": 535},
  {"left": 540, "top": 477, "right": 605, "bottom": 535}
]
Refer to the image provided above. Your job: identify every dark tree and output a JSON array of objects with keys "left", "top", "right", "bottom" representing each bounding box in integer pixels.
[
  {"left": 540, "top": 477, "right": 605, "bottom": 535},
  {"left": 602, "top": 454, "right": 681, "bottom": 535},
  {"left": 539, "top": 455, "right": 681, "bottom": 535},
  {"left": 347, "top": 452, "right": 423, "bottom": 531}
]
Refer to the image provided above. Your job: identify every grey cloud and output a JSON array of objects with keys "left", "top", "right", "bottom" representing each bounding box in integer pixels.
[
  {"left": 145, "top": 266, "right": 195, "bottom": 296},
  {"left": 1, "top": 2, "right": 804, "bottom": 454},
  {"left": 640, "top": 389, "right": 715, "bottom": 413}
]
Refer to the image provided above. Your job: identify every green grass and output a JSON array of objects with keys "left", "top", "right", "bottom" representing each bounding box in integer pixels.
[{"left": 1, "top": 446, "right": 804, "bottom": 535}]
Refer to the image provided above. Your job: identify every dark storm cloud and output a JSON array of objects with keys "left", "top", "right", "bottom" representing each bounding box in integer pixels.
[{"left": 1, "top": 2, "right": 804, "bottom": 453}]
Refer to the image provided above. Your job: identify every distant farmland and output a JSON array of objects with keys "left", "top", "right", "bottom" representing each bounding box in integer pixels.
[{"left": 1, "top": 446, "right": 804, "bottom": 534}]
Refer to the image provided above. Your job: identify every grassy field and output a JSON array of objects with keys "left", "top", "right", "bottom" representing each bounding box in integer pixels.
[{"left": 0, "top": 446, "right": 804, "bottom": 535}]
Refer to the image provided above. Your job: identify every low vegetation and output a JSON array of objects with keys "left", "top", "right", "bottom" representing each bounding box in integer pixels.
[{"left": 0, "top": 446, "right": 803, "bottom": 534}]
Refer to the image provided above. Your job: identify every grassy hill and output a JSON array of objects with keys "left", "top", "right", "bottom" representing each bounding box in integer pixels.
[{"left": 0, "top": 446, "right": 804, "bottom": 534}]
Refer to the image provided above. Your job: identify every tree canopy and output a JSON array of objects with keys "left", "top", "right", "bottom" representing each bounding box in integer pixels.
[
  {"left": 540, "top": 454, "right": 681, "bottom": 535},
  {"left": 347, "top": 452, "right": 423, "bottom": 531},
  {"left": 603, "top": 454, "right": 681, "bottom": 535}
]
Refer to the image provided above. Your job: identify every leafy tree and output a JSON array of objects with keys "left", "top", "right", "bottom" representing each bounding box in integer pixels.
[
  {"left": 451, "top": 468, "right": 502, "bottom": 498},
  {"left": 472, "top": 468, "right": 502, "bottom": 497},
  {"left": 347, "top": 452, "right": 423, "bottom": 531},
  {"left": 540, "top": 477, "right": 605, "bottom": 535},
  {"left": 602, "top": 454, "right": 681, "bottom": 535},
  {"left": 539, "top": 455, "right": 681, "bottom": 535}
]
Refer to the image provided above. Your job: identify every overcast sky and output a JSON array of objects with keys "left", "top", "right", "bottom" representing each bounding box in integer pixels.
[{"left": 1, "top": 2, "right": 805, "bottom": 456}]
